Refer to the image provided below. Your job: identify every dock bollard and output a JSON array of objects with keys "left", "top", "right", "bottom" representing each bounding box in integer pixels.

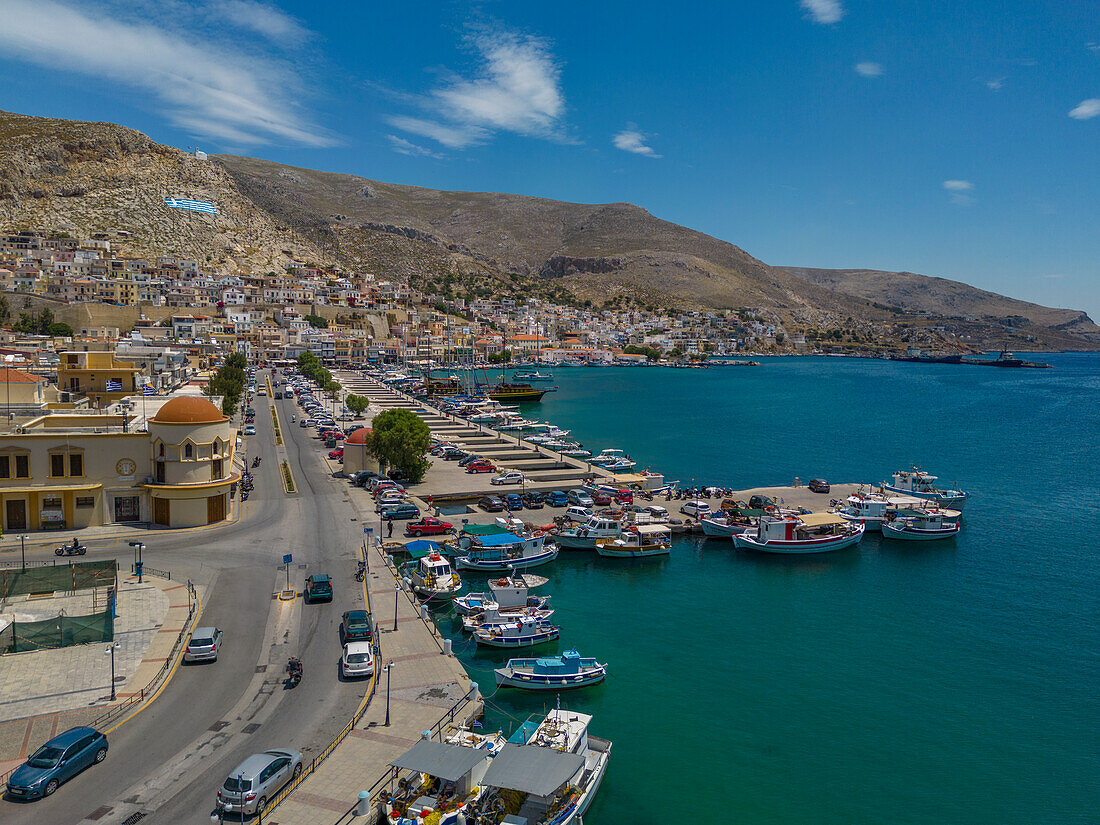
[
  {"left": 420, "top": 605, "right": 429, "bottom": 621},
  {"left": 443, "top": 638, "right": 452, "bottom": 655},
  {"left": 469, "top": 681, "right": 479, "bottom": 703},
  {"left": 357, "top": 791, "right": 371, "bottom": 816}
]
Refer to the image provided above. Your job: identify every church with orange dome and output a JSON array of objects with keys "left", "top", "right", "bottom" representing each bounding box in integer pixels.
[{"left": 0, "top": 394, "right": 239, "bottom": 531}]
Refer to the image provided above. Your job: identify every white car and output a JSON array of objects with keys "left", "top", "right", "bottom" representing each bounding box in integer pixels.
[
  {"left": 491, "top": 471, "right": 524, "bottom": 486},
  {"left": 341, "top": 642, "right": 374, "bottom": 678},
  {"left": 680, "top": 500, "right": 712, "bottom": 518},
  {"left": 564, "top": 505, "right": 594, "bottom": 522}
]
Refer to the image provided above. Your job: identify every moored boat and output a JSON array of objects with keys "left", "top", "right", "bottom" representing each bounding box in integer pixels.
[
  {"left": 595, "top": 524, "right": 672, "bottom": 558},
  {"left": 451, "top": 532, "right": 560, "bottom": 572},
  {"left": 452, "top": 573, "right": 551, "bottom": 616},
  {"left": 462, "top": 605, "right": 556, "bottom": 632},
  {"left": 494, "top": 648, "right": 607, "bottom": 690},
  {"left": 554, "top": 514, "right": 623, "bottom": 550},
  {"left": 401, "top": 553, "right": 462, "bottom": 599},
  {"left": 733, "top": 513, "right": 866, "bottom": 554},
  {"left": 883, "top": 469, "right": 970, "bottom": 509},
  {"left": 380, "top": 738, "right": 497, "bottom": 825},
  {"left": 881, "top": 509, "right": 962, "bottom": 540},
  {"left": 474, "top": 615, "right": 560, "bottom": 648}
]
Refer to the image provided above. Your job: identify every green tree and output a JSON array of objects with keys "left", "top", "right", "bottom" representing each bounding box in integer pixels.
[
  {"left": 369, "top": 409, "right": 432, "bottom": 482},
  {"left": 668, "top": 347, "right": 683, "bottom": 358},
  {"left": 47, "top": 322, "right": 74, "bottom": 337},
  {"left": 304, "top": 314, "right": 328, "bottom": 329},
  {"left": 345, "top": 394, "right": 370, "bottom": 415},
  {"left": 225, "top": 352, "right": 247, "bottom": 370}
]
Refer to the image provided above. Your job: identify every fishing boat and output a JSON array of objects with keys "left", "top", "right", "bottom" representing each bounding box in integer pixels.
[
  {"left": 594, "top": 524, "right": 671, "bottom": 558},
  {"left": 487, "top": 382, "right": 552, "bottom": 403},
  {"left": 401, "top": 553, "right": 462, "bottom": 598},
  {"left": 513, "top": 370, "right": 555, "bottom": 382},
  {"left": 451, "top": 532, "right": 560, "bottom": 572},
  {"left": 462, "top": 605, "right": 556, "bottom": 632},
  {"left": 554, "top": 515, "right": 623, "bottom": 550},
  {"left": 474, "top": 615, "right": 560, "bottom": 648},
  {"left": 881, "top": 508, "right": 962, "bottom": 540},
  {"left": 699, "top": 506, "right": 763, "bottom": 538},
  {"left": 589, "top": 448, "right": 636, "bottom": 470},
  {"left": 834, "top": 491, "right": 924, "bottom": 531},
  {"left": 494, "top": 649, "right": 607, "bottom": 690},
  {"left": 452, "top": 573, "right": 551, "bottom": 616},
  {"left": 733, "top": 513, "right": 866, "bottom": 554},
  {"left": 883, "top": 469, "right": 970, "bottom": 509},
  {"left": 380, "top": 738, "right": 496, "bottom": 825},
  {"left": 472, "top": 709, "right": 611, "bottom": 825}
]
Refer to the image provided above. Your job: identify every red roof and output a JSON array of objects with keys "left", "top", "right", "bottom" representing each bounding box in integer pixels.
[{"left": 0, "top": 367, "right": 44, "bottom": 384}]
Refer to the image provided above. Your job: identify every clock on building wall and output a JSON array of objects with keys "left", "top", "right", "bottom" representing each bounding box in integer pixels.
[{"left": 116, "top": 458, "right": 137, "bottom": 477}]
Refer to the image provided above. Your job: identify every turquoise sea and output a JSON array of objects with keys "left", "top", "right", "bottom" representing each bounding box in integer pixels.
[{"left": 437, "top": 354, "right": 1099, "bottom": 824}]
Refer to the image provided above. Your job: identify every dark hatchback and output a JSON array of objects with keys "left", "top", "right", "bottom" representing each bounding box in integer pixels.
[
  {"left": 6, "top": 727, "right": 108, "bottom": 800},
  {"left": 544, "top": 490, "right": 569, "bottom": 507},
  {"left": 504, "top": 493, "right": 525, "bottom": 511},
  {"left": 808, "top": 479, "right": 831, "bottom": 493},
  {"left": 304, "top": 574, "right": 333, "bottom": 603},
  {"left": 342, "top": 610, "right": 373, "bottom": 642},
  {"left": 478, "top": 496, "right": 505, "bottom": 512}
]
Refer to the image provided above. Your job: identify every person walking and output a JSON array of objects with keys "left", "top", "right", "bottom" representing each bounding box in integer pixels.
[{"left": 387, "top": 520, "right": 393, "bottom": 538}]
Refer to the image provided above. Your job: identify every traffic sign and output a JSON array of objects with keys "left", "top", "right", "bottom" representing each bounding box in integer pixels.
[{"left": 282, "top": 553, "right": 293, "bottom": 565}]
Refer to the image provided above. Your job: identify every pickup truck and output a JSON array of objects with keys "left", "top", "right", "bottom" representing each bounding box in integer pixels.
[{"left": 405, "top": 517, "right": 454, "bottom": 537}]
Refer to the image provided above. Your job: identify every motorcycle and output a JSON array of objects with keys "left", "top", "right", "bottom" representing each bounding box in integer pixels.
[
  {"left": 286, "top": 656, "right": 303, "bottom": 688},
  {"left": 54, "top": 542, "right": 88, "bottom": 556},
  {"left": 251, "top": 456, "right": 261, "bottom": 468},
  {"left": 354, "top": 560, "right": 366, "bottom": 582}
]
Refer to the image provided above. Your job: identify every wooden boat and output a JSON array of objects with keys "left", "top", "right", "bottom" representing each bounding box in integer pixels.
[
  {"left": 733, "top": 513, "right": 865, "bottom": 554},
  {"left": 595, "top": 524, "right": 671, "bottom": 558},
  {"left": 401, "top": 553, "right": 462, "bottom": 598},
  {"left": 452, "top": 573, "right": 550, "bottom": 616},
  {"left": 462, "top": 605, "right": 556, "bottom": 632},
  {"left": 452, "top": 532, "right": 559, "bottom": 572},
  {"left": 494, "top": 649, "right": 607, "bottom": 690},
  {"left": 380, "top": 738, "right": 497, "bottom": 825},
  {"left": 474, "top": 616, "right": 560, "bottom": 648},
  {"left": 487, "top": 382, "right": 551, "bottom": 403},
  {"left": 881, "top": 509, "right": 961, "bottom": 540},
  {"left": 883, "top": 468, "right": 970, "bottom": 510}
]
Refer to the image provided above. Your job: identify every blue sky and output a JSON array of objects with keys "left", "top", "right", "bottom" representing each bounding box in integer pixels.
[{"left": 1, "top": 0, "right": 1098, "bottom": 320}]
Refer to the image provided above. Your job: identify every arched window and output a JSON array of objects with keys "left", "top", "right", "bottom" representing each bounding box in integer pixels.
[
  {"left": 214, "top": 438, "right": 223, "bottom": 455},
  {"left": 158, "top": 442, "right": 165, "bottom": 458},
  {"left": 184, "top": 443, "right": 194, "bottom": 459}
]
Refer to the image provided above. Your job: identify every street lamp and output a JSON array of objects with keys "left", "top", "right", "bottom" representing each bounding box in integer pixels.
[
  {"left": 128, "top": 541, "right": 145, "bottom": 583},
  {"left": 20, "top": 534, "right": 27, "bottom": 572},
  {"left": 393, "top": 582, "right": 399, "bottom": 631},
  {"left": 383, "top": 662, "right": 395, "bottom": 726},
  {"left": 105, "top": 641, "right": 121, "bottom": 701}
]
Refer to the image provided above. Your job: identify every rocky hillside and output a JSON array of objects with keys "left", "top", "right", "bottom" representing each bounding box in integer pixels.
[
  {"left": 0, "top": 110, "right": 325, "bottom": 275},
  {"left": 781, "top": 267, "right": 1100, "bottom": 344}
]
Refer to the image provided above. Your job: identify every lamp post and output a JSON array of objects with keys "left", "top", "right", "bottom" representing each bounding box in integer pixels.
[
  {"left": 128, "top": 541, "right": 145, "bottom": 583},
  {"left": 105, "top": 641, "right": 121, "bottom": 701},
  {"left": 20, "top": 534, "right": 27, "bottom": 572},
  {"left": 383, "top": 662, "right": 395, "bottom": 726},
  {"left": 393, "top": 582, "right": 399, "bottom": 631}
]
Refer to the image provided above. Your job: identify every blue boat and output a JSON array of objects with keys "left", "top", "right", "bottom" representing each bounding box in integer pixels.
[
  {"left": 494, "top": 649, "right": 607, "bottom": 690},
  {"left": 449, "top": 532, "right": 559, "bottom": 572}
]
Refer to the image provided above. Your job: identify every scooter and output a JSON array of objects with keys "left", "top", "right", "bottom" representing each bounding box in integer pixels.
[
  {"left": 286, "top": 656, "right": 303, "bottom": 687},
  {"left": 54, "top": 542, "right": 88, "bottom": 556},
  {"left": 354, "top": 560, "right": 366, "bottom": 582}
]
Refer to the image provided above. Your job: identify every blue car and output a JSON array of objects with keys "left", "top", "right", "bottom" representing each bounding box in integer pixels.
[
  {"left": 504, "top": 493, "right": 524, "bottom": 511},
  {"left": 6, "top": 726, "right": 108, "bottom": 799},
  {"left": 544, "top": 490, "right": 569, "bottom": 507}
]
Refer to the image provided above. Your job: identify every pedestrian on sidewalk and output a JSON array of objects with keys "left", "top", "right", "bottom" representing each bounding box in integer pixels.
[{"left": 387, "top": 520, "right": 393, "bottom": 538}]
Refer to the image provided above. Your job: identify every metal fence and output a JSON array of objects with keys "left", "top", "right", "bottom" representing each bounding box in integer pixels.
[
  {"left": 0, "top": 591, "right": 115, "bottom": 653},
  {"left": 0, "top": 559, "right": 117, "bottom": 598}
]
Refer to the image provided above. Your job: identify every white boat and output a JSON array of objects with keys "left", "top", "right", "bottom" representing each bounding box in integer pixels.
[
  {"left": 883, "top": 469, "right": 970, "bottom": 509},
  {"left": 881, "top": 509, "right": 962, "bottom": 541},
  {"left": 452, "top": 532, "right": 560, "bottom": 572},
  {"left": 475, "top": 709, "right": 611, "bottom": 825},
  {"left": 733, "top": 513, "right": 866, "bottom": 554},
  {"left": 452, "top": 573, "right": 551, "bottom": 616},
  {"left": 401, "top": 553, "right": 462, "bottom": 599},
  {"left": 589, "top": 448, "right": 634, "bottom": 467},
  {"left": 513, "top": 370, "right": 554, "bottom": 382},
  {"left": 699, "top": 505, "right": 760, "bottom": 538},
  {"left": 834, "top": 491, "right": 925, "bottom": 531},
  {"left": 461, "top": 605, "right": 556, "bottom": 632},
  {"left": 474, "top": 615, "right": 560, "bottom": 648},
  {"left": 381, "top": 737, "right": 498, "bottom": 825},
  {"left": 595, "top": 524, "right": 671, "bottom": 558},
  {"left": 555, "top": 515, "right": 622, "bottom": 550}
]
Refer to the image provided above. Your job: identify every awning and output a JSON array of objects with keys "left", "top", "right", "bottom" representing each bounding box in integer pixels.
[
  {"left": 633, "top": 524, "right": 671, "bottom": 535},
  {"left": 462, "top": 524, "right": 510, "bottom": 536},
  {"left": 798, "top": 512, "right": 847, "bottom": 527},
  {"left": 479, "top": 744, "right": 584, "bottom": 796},
  {"left": 472, "top": 532, "right": 523, "bottom": 547},
  {"left": 403, "top": 540, "right": 442, "bottom": 558},
  {"left": 390, "top": 740, "right": 489, "bottom": 782}
]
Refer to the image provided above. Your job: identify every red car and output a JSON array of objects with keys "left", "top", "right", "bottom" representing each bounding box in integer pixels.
[
  {"left": 321, "top": 430, "right": 345, "bottom": 441},
  {"left": 614, "top": 489, "right": 634, "bottom": 504},
  {"left": 328, "top": 447, "right": 344, "bottom": 459},
  {"left": 405, "top": 517, "right": 453, "bottom": 537},
  {"left": 466, "top": 459, "right": 495, "bottom": 473},
  {"left": 591, "top": 491, "right": 612, "bottom": 506}
]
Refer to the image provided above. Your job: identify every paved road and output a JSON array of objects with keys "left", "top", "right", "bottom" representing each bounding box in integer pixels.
[{"left": 2, "top": 372, "right": 371, "bottom": 825}]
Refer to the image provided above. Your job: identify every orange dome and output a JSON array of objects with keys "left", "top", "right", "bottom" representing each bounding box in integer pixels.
[
  {"left": 151, "top": 396, "right": 226, "bottom": 424},
  {"left": 345, "top": 427, "right": 372, "bottom": 445}
]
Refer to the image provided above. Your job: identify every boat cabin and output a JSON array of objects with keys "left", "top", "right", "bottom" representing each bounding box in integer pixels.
[{"left": 758, "top": 512, "right": 849, "bottom": 541}]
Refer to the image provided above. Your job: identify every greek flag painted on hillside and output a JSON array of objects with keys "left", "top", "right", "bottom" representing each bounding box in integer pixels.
[
  {"left": 105, "top": 379, "right": 123, "bottom": 391},
  {"left": 164, "top": 198, "right": 219, "bottom": 215}
]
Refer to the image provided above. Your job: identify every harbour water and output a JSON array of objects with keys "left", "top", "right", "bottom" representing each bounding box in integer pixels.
[{"left": 437, "top": 354, "right": 1099, "bottom": 824}]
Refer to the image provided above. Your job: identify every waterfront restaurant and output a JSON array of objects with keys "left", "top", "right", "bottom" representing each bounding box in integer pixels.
[{"left": 0, "top": 395, "right": 238, "bottom": 532}]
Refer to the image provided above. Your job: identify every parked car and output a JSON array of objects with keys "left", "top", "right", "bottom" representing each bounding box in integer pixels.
[
  {"left": 380, "top": 502, "right": 420, "bottom": 521},
  {"left": 465, "top": 459, "right": 495, "bottom": 474},
  {"left": 680, "top": 501, "right": 712, "bottom": 519},
  {"left": 5, "top": 727, "right": 108, "bottom": 799},
  {"left": 299, "top": 419, "right": 309, "bottom": 428},
  {"left": 564, "top": 505, "right": 594, "bottom": 522},
  {"left": 521, "top": 491, "right": 545, "bottom": 509},
  {"left": 544, "top": 490, "right": 569, "bottom": 507},
  {"left": 243, "top": 425, "right": 256, "bottom": 435},
  {"left": 328, "top": 448, "right": 344, "bottom": 460},
  {"left": 748, "top": 495, "right": 776, "bottom": 510},
  {"left": 341, "top": 642, "right": 375, "bottom": 679},
  {"left": 406, "top": 517, "right": 453, "bottom": 537},
  {"left": 614, "top": 489, "right": 634, "bottom": 505},
  {"left": 457, "top": 453, "right": 483, "bottom": 467},
  {"left": 478, "top": 496, "right": 505, "bottom": 512},
  {"left": 590, "top": 491, "right": 612, "bottom": 506},
  {"left": 341, "top": 610, "right": 373, "bottom": 642},
  {"left": 644, "top": 504, "right": 670, "bottom": 520},
  {"left": 442, "top": 447, "right": 468, "bottom": 461},
  {"left": 504, "top": 493, "right": 525, "bottom": 511},
  {"left": 491, "top": 470, "right": 524, "bottom": 486},
  {"left": 183, "top": 627, "right": 224, "bottom": 663},
  {"left": 567, "top": 489, "right": 594, "bottom": 507},
  {"left": 808, "top": 478, "right": 831, "bottom": 493},
  {"left": 216, "top": 749, "right": 303, "bottom": 816},
  {"left": 351, "top": 471, "right": 379, "bottom": 487},
  {"left": 304, "top": 574, "right": 333, "bottom": 603}
]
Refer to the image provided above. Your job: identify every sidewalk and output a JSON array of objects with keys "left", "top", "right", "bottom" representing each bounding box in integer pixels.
[{"left": 0, "top": 573, "right": 202, "bottom": 776}]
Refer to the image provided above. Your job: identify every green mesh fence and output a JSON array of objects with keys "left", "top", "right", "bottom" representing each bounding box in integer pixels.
[
  {"left": 1, "top": 605, "right": 115, "bottom": 653},
  {"left": 0, "top": 559, "right": 117, "bottom": 599}
]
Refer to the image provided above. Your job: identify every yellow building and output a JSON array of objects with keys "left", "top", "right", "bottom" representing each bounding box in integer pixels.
[
  {"left": 0, "top": 396, "right": 238, "bottom": 532},
  {"left": 57, "top": 351, "right": 141, "bottom": 406}
]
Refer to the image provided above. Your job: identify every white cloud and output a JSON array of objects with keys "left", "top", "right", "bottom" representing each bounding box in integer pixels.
[
  {"left": 389, "top": 26, "right": 566, "bottom": 150},
  {"left": 985, "top": 78, "right": 1004, "bottom": 91},
  {"left": 612, "top": 126, "right": 661, "bottom": 158},
  {"left": 386, "top": 135, "right": 443, "bottom": 159},
  {"left": 1088, "top": 42, "right": 1100, "bottom": 53},
  {"left": 218, "top": 0, "right": 309, "bottom": 44},
  {"left": 854, "top": 62, "right": 883, "bottom": 77},
  {"left": 1068, "top": 99, "right": 1100, "bottom": 119},
  {"left": 943, "top": 179, "right": 975, "bottom": 205},
  {"left": 0, "top": 0, "right": 332, "bottom": 147},
  {"left": 800, "top": 0, "right": 844, "bottom": 24}
]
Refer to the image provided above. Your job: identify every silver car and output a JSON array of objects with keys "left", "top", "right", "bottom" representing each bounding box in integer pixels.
[
  {"left": 216, "top": 749, "right": 303, "bottom": 815},
  {"left": 183, "top": 627, "right": 223, "bottom": 663}
]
